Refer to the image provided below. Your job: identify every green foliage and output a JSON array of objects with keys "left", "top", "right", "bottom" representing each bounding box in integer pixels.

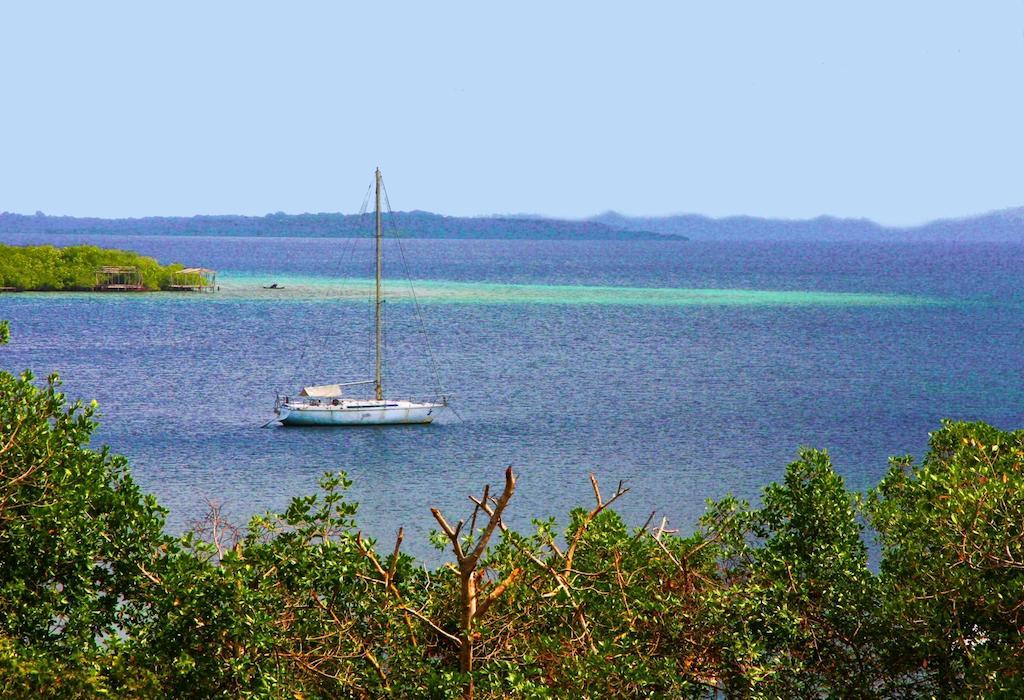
[
  {"left": 132, "top": 471, "right": 429, "bottom": 697},
  {"left": 0, "top": 370, "right": 169, "bottom": 652},
  {"left": 701, "top": 448, "right": 885, "bottom": 697},
  {"left": 868, "top": 420, "right": 1024, "bottom": 697},
  {"left": 471, "top": 508, "right": 719, "bottom": 698},
  {"left": 2, "top": 331, "right": 1023, "bottom": 698},
  {"left": 0, "top": 352, "right": 169, "bottom": 695},
  {"left": 0, "top": 634, "right": 106, "bottom": 699},
  {"left": 0, "top": 243, "right": 183, "bottom": 291}
]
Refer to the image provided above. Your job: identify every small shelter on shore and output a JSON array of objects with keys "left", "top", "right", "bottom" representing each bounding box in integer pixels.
[
  {"left": 94, "top": 266, "right": 144, "bottom": 291},
  {"left": 171, "top": 267, "right": 217, "bottom": 292}
]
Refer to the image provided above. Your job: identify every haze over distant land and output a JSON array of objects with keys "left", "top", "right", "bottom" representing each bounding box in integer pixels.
[
  {"left": 4, "top": 207, "right": 1024, "bottom": 241},
  {"left": 587, "top": 207, "right": 1024, "bottom": 242}
]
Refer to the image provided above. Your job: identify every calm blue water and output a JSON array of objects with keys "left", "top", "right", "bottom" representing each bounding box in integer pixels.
[{"left": 2, "top": 232, "right": 1023, "bottom": 561}]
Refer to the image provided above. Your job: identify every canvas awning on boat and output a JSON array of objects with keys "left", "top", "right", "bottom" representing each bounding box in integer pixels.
[{"left": 300, "top": 384, "right": 344, "bottom": 397}]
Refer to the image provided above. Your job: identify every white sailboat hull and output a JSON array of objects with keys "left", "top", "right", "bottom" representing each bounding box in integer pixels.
[{"left": 278, "top": 399, "right": 444, "bottom": 426}]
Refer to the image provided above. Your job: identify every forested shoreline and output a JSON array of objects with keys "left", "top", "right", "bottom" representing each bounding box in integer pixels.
[
  {"left": 1, "top": 318, "right": 1022, "bottom": 698},
  {"left": 0, "top": 211, "right": 679, "bottom": 241},
  {"left": 0, "top": 244, "right": 182, "bottom": 291}
]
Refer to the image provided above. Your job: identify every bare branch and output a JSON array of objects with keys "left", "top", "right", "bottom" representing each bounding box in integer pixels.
[
  {"left": 609, "top": 480, "right": 630, "bottom": 509},
  {"left": 138, "top": 563, "right": 161, "bottom": 585},
  {"left": 190, "top": 498, "right": 241, "bottom": 560},
  {"left": 503, "top": 533, "right": 595, "bottom": 651},
  {"left": 655, "top": 515, "right": 678, "bottom": 541},
  {"left": 355, "top": 530, "right": 419, "bottom": 646},
  {"left": 430, "top": 466, "right": 519, "bottom": 697},
  {"left": 400, "top": 605, "right": 461, "bottom": 646},
  {"left": 647, "top": 531, "right": 714, "bottom": 586},
  {"left": 0, "top": 413, "right": 27, "bottom": 457},
  {"left": 468, "top": 495, "right": 493, "bottom": 516},
  {"left": 468, "top": 484, "right": 488, "bottom": 539},
  {"left": 466, "top": 467, "right": 516, "bottom": 567},
  {"left": 476, "top": 567, "right": 522, "bottom": 618},
  {"left": 648, "top": 527, "right": 686, "bottom": 573},
  {"left": 432, "top": 509, "right": 457, "bottom": 539},
  {"left": 431, "top": 508, "right": 465, "bottom": 560},
  {"left": 364, "top": 649, "right": 389, "bottom": 689},
  {"left": 563, "top": 473, "right": 630, "bottom": 577},
  {"left": 387, "top": 527, "right": 404, "bottom": 585},
  {"left": 634, "top": 510, "right": 658, "bottom": 540}
]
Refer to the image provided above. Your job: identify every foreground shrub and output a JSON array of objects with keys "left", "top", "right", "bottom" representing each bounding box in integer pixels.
[
  {"left": 700, "top": 448, "right": 885, "bottom": 697},
  {"left": 132, "top": 472, "right": 428, "bottom": 698},
  {"left": 869, "top": 420, "right": 1024, "bottom": 696},
  {"left": 0, "top": 321, "right": 169, "bottom": 695}
]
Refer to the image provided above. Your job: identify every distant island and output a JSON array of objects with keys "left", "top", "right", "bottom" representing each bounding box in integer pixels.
[
  {"left": 588, "top": 207, "right": 1024, "bottom": 242},
  {"left": 5, "top": 206, "right": 1024, "bottom": 242},
  {"left": 0, "top": 211, "right": 681, "bottom": 241},
  {"left": 0, "top": 244, "right": 188, "bottom": 291}
]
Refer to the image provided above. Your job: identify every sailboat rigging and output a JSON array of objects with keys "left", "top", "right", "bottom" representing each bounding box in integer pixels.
[{"left": 274, "top": 168, "right": 447, "bottom": 426}]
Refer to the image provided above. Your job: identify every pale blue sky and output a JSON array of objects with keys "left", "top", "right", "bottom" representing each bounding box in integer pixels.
[{"left": 2, "top": 2, "right": 1022, "bottom": 224}]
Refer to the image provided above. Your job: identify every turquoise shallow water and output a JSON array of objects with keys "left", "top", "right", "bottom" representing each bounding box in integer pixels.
[
  {"left": 230, "top": 274, "right": 942, "bottom": 306},
  {"left": 1, "top": 234, "right": 1022, "bottom": 562},
  {"left": 196, "top": 272, "right": 944, "bottom": 307}
]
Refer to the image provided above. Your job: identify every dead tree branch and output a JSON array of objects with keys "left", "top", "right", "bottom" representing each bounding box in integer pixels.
[{"left": 430, "top": 466, "right": 518, "bottom": 700}]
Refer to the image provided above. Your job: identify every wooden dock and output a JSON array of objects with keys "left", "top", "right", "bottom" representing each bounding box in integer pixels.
[
  {"left": 94, "top": 266, "right": 145, "bottom": 291},
  {"left": 170, "top": 267, "right": 217, "bottom": 292}
]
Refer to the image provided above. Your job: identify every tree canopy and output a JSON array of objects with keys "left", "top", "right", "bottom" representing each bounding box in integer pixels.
[{"left": 0, "top": 244, "right": 182, "bottom": 291}]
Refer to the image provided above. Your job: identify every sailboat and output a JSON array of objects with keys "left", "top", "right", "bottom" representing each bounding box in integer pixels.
[{"left": 274, "top": 168, "right": 447, "bottom": 426}]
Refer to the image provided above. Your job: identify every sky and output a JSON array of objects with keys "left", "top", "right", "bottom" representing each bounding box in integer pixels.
[{"left": 2, "top": 2, "right": 1023, "bottom": 225}]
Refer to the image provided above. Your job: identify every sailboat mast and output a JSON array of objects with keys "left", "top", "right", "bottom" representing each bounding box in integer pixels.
[{"left": 374, "top": 168, "right": 384, "bottom": 401}]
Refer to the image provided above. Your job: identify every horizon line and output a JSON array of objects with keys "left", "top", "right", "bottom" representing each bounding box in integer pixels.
[{"left": 3, "top": 205, "right": 1022, "bottom": 230}]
